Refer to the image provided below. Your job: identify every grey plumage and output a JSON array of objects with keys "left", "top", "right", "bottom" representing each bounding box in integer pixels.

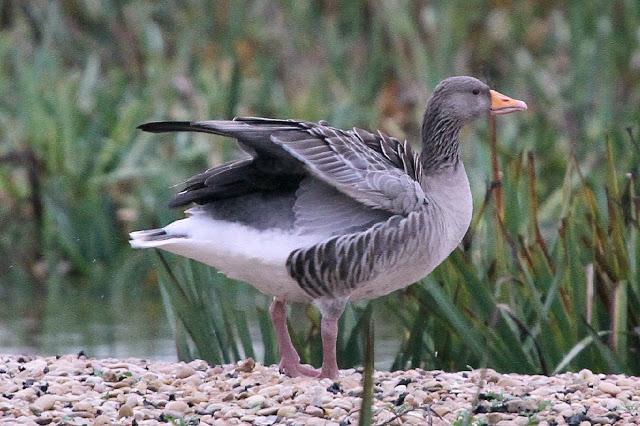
[
  {"left": 287, "top": 209, "right": 427, "bottom": 298},
  {"left": 131, "top": 76, "right": 527, "bottom": 379}
]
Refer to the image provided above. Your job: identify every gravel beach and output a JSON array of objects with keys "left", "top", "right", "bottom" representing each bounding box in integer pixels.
[{"left": 0, "top": 354, "right": 638, "bottom": 425}]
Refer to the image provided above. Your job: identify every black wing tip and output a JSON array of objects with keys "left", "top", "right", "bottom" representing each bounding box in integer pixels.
[
  {"left": 137, "top": 121, "right": 194, "bottom": 133},
  {"left": 167, "top": 198, "right": 189, "bottom": 209}
]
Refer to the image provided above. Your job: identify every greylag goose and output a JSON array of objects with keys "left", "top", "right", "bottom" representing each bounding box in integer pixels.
[{"left": 130, "top": 76, "right": 527, "bottom": 379}]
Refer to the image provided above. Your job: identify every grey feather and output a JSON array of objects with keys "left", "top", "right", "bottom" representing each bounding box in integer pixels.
[
  {"left": 293, "top": 178, "right": 391, "bottom": 236},
  {"left": 287, "top": 208, "right": 427, "bottom": 298},
  {"left": 271, "top": 125, "right": 427, "bottom": 215}
]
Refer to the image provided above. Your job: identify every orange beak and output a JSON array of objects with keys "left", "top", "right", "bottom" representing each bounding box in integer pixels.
[{"left": 490, "top": 89, "right": 528, "bottom": 115}]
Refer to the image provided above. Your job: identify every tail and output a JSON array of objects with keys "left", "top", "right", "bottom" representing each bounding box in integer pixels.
[{"left": 129, "top": 228, "right": 186, "bottom": 249}]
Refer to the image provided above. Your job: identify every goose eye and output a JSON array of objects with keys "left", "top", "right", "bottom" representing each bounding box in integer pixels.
[{"left": 472, "top": 89, "right": 480, "bottom": 95}]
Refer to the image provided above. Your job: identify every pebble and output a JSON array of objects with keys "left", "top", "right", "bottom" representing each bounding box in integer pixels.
[
  {"left": 432, "top": 405, "right": 450, "bottom": 417},
  {"left": 598, "top": 381, "right": 622, "bottom": 395},
  {"left": 73, "top": 401, "right": 94, "bottom": 412},
  {"left": 164, "top": 400, "right": 189, "bottom": 417},
  {"left": 329, "top": 406, "right": 348, "bottom": 420},
  {"left": 244, "top": 394, "right": 266, "bottom": 408},
  {"left": 118, "top": 404, "right": 134, "bottom": 418},
  {"left": 1, "top": 354, "right": 639, "bottom": 425},
  {"left": 506, "top": 398, "right": 538, "bottom": 413},
  {"left": 305, "top": 405, "right": 324, "bottom": 417},
  {"left": 29, "top": 395, "right": 56, "bottom": 413},
  {"left": 175, "top": 364, "right": 196, "bottom": 379},
  {"left": 94, "top": 415, "right": 112, "bottom": 425},
  {"left": 276, "top": 405, "right": 297, "bottom": 417}
]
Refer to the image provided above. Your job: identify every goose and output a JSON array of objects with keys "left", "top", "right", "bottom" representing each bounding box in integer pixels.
[{"left": 130, "top": 76, "right": 527, "bottom": 379}]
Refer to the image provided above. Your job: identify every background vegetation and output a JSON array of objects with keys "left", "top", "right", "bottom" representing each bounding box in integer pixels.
[{"left": 1, "top": 0, "right": 639, "bottom": 375}]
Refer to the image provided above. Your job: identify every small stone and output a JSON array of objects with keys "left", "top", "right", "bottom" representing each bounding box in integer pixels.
[
  {"left": 598, "top": 381, "right": 621, "bottom": 396},
  {"left": 237, "top": 358, "right": 255, "bottom": 373},
  {"left": 404, "top": 393, "right": 419, "bottom": 408},
  {"left": 118, "top": 404, "right": 134, "bottom": 418},
  {"left": 24, "top": 359, "right": 48, "bottom": 376},
  {"left": 600, "top": 397, "right": 622, "bottom": 410},
  {"left": 376, "top": 409, "right": 396, "bottom": 423},
  {"left": 276, "top": 406, "right": 297, "bottom": 417},
  {"left": 278, "top": 385, "right": 294, "bottom": 400},
  {"left": 497, "top": 377, "right": 520, "bottom": 387},
  {"left": 332, "top": 398, "right": 353, "bottom": 411},
  {"left": 579, "top": 422, "right": 590, "bottom": 426},
  {"left": 305, "top": 418, "right": 329, "bottom": 426},
  {"left": 175, "top": 364, "right": 196, "bottom": 379},
  {"left": 30, "top": 395, "right": 56, "bottom": 413},
  {"left": 305, "top": 405, "right": 324, "bottom": 417},
  {"left": 125, "top": 394, "right": 140, "bottom": 408},
  {"left": 348, "top": 386, "right": 363, "bottom": 396},
  {"left": 487, "top": 413, "right": 506, "bottom": 424},
  {"left": 258, "top": 385, "right": 280, "bottom": 397},
  {"left": 587, "top": 404, "right": 609, "bottom": 417},
  {"left": 244, "top": 394, "right": 266, "bottom": 409},
  {"left": 330, "top": 407, "right": 348, "bottom": 420},
  {"left": 224, "top": 407, "right": 246, "bottom": 418},
  {"left": 14, "top": 388, "right": 38, "bottom": 402},
  {"left": 423, "top": 379, "right": 442, "bottom": 391},
  {"left": 590, "top": 416, "right": 613, "bottom": 424},
  {"left": 552, "top": 402, "right": 570, "bottom": 412},
  {"left": 94, "top": 415, "right": 112, "bottom": 426},
  {"left": 513, "top": 416, "right": 531, "bottom": 426},
  {"left": 257, "top": 406, "right": 279, "bottom": 416},
  {"left": 164, "top": 400, "right": 189, "bottom": 417},
  {"left": 505, "top": 398, "right": 537, "bottom": 413},
  {"left": 240, "top": 414, "right": 257, "bottom": 422},
  {"left": 74, "top": 401, "right": 94, "bottom": 412},
  {"left": 432, "top": 405, "right": 450, "bottom": 417},
  {"left": 394, "top": 384, "right": 407, "bottom": 394},
  {"left": 616, "top": 377, "right": 636, "bottom": 388},
  {"left": 577, "top": 369, "right": 595, "bottom": 382},
  {"left": 253, "top": 415, "right": 278, "bottom": 426}
]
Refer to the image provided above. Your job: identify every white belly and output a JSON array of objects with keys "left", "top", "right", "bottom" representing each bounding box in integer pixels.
[{"left": 131, "top": 214, "right": 321, "bottom": 302}]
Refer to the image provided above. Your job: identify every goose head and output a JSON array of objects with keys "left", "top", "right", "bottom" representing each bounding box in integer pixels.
[{"left": 426, "top": 76, "right": 527, "bottom": 123}]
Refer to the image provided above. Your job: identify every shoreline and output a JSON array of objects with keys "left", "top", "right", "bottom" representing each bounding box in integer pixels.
[{"left": 0, "top": 354, "right": 638, "bottom": 425}]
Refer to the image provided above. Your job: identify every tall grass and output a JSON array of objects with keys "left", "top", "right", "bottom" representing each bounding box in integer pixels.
[{"left": 1, "top": 1, "right": 639, "bottom": 373}]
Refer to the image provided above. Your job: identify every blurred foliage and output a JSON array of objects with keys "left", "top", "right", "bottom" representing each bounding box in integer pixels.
[{"left": 0, "top": 0, "right": 639, "bottom": 374}]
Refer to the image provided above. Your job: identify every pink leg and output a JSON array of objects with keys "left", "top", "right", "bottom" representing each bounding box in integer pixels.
[
  {"left": 269, "top": 298, "right": 319, "bottom": 378},
  {"left": 318, "top": 299, "right": 347, "bottom": 379}
]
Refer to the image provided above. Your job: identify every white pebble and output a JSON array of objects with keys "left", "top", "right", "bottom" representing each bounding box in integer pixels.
[
  {"left": 244, "top": 394, "right": 265, "bottom": 409},
  {"left": 30, "top": 395, "right": 56, "bottom": 412},
  {"left": 276, "top": 405, "right": 297, "bottom": 417}
]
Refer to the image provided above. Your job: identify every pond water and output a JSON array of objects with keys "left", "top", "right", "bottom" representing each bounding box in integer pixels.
[
  {"left": 0, "top": 276, "right": 402, "bottom": 369},
  {"left": 0, "top": 280, "right": 175, "bottom": 360}
]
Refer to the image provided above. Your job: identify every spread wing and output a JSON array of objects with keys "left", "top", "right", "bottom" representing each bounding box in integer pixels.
[
  {"left": 139, "top": 117, "right": 427, "bottom": 215},
  {"left": 270, "top": 123, "right": 427, "bottom": 215}
]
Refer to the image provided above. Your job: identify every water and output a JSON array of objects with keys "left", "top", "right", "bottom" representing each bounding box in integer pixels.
[
  {"left": 0, "top": 276, "right": 402, "bottom": 368},
  {"left": 0, "top": 279, "right": 176, "bottom": 361}
]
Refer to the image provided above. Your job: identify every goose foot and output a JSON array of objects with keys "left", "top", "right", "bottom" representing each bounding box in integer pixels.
[
  {"left": 270, "top": 298, "right": 319, "bottom": 378},
  {"left": 279, "top": 360, "right": 320, "bottom": 378}
]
